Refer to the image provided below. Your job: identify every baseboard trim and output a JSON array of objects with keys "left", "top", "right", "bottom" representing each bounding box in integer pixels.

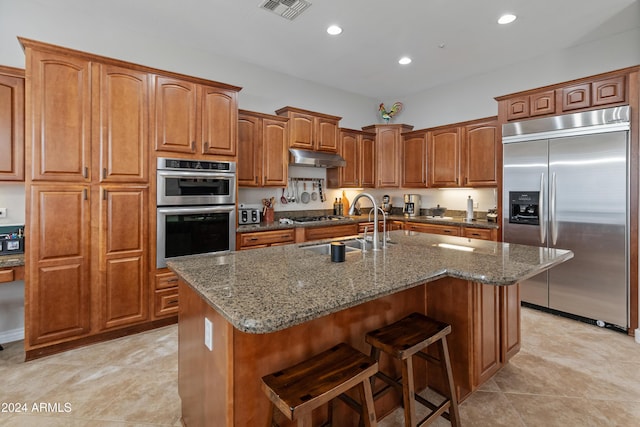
[{"left": 0, "top": 327, "right": 25, "bottom": 344}]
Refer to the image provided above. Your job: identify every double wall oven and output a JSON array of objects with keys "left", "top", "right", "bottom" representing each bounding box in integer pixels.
[{"left": 156, "top": 158, "right": 236, "bottom": 268}]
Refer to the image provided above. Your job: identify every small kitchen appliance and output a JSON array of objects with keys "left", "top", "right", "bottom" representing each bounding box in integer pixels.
[
  {"left": 381, "top": 195, "right": 392, "bottom": 214},
  {"left": 403, "top": 194, "right": 420, "bottom": 217}
]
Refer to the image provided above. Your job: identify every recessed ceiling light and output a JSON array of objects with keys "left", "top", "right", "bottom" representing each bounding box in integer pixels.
[
  {"left": 327, "top": 25, "right": 342, "bottom": 35},
  {"left": 498, "top": 13, "right": 517, "bottom": 24},
  {"left": 398, "top": 57, "right": 412, "bottom": 65}
]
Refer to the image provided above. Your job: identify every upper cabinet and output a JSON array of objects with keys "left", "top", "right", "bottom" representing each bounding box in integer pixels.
[
  {"left": 275, "top": 106, "right": 341, "bottom": 153},
  {"left": 327, "top": 128, "right": 375, "bottom": 188},
  {"left": 0, "top": 66, "right": 24, "bottom": 181},
  {"left": 428, "top": 118, "right": 498, "bottom": 188},
  {"left": 498, "top": 69, "right": 631, "bottom": 122},
  {"left": 238, "top": 110, "right": 288, "bottom": 187},
  {"left": 29, "top": 50, "right": 92, "bottom": 182},
  {"left": 362, "top": 124, "right": 413, "bottom": 188},
  {"left": 402, "top": 130, "right": 428, "bottom": 188},
  {"left": 153, "top": 76, "right": 238, "bottom": 158}
]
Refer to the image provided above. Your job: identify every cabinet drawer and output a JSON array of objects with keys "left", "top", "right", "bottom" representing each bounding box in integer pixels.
[
  {"left": 304, "top": 224, "right": 358, "bottom": 241},
  {"left": 240, "top": 229, "right": 295, "bottom": 248},
  {"left": 156, "top": 271, "right": 179, "bottom": 290},
  {"left": 0, "top": 269, "right": 15, "bottom": 283},
  {"left": 405, "top": 222, "right": 460, "bottom": 236},
  {"left": 154, "top": 288, "right": 179, "bottom": 317},
  {"left": 462, "top": 227, "right": 496, "bottom": 241}
]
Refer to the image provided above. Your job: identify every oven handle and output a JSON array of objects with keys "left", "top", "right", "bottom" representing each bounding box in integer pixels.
[
  {"left": 157, "top": 205, "right": 236, "bottom": 215},
  {"left": 156, "top": 169, "right": 236, "bottom": 180}
]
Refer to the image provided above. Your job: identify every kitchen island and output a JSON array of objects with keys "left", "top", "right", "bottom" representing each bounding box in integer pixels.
[{"left": 168, "top": 231, "right": 572, "bottom": 427}]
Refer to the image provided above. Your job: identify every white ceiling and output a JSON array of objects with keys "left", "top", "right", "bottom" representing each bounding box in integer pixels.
[{"left": 45, "top": 0, "right": 639, "bottom": 99}]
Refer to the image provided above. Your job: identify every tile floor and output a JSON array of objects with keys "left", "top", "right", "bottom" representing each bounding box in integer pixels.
[{"left": 1, "top": 307, "right": 639, "bottom": 426}]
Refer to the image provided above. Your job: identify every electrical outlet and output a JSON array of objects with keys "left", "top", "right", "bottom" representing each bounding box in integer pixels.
[
  {"left": 204, "top": 317, "right": 213, "bottom": 351},
  {"left": 474, "top": 202, "right": 479, "bottom": 209},
  {"left": 0, "top": 208, "right": 6, "bottom": 218}
]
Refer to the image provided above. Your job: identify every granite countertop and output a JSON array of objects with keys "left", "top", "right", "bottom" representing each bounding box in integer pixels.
[
  {"left": 237, "top": 214, "right": 498, "bottom": 233},
  {"left": 168, "top": 231, "right": 572, "bottom": 335},
  {"left": 0, "top": 254, "right": 25, "bottom": 268}
]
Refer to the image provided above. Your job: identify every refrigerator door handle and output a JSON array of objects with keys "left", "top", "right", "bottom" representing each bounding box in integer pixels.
[
  {"left": 550, "top": 172, "right": 558, "bottom": 245},
  {"left": 539, "top": 173, "right": 546, "bottom": 244}
]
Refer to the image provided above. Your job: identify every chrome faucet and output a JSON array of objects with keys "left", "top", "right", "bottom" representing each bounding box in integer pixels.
[{"left": 349, "top": 192, "right": 381, "bottom": 251}]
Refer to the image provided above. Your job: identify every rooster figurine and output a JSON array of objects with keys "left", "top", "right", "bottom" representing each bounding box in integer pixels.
[{"left": 379, "top": 102, "right": 403, "bottom": 123}]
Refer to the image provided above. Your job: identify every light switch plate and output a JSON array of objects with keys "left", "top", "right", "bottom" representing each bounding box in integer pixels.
[
  {"left": 204, "top": 317, "right": 213, "bottom": 351},
  {"left": 0, "top": 208, "right": 6, "bottom": 218}
]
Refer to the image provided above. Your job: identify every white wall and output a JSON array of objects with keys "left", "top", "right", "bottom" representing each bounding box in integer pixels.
[{"left": 0, "top": 183, "right": 26, "bottom": 226}]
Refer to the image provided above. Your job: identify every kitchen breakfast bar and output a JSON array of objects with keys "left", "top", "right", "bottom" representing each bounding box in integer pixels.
[{"left": 168, "top": 231, "right": 573, "bottom": 426}]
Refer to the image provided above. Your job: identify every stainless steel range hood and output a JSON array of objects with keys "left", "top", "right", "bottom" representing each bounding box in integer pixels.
[{"left": 289, "top": 148, "right": 346, "bottom": 168}]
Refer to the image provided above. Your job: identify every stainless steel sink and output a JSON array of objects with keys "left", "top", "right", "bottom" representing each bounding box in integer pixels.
[
  {"left": 301, "top": 242, "right": 361, "bottom": 255},
  {"left": 301, "top": 237, "right": 394, "bottom": 254}
]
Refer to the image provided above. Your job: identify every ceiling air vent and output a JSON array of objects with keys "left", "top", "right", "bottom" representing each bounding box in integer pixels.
[{"left": 260, "top": 0, "right": 311, "bottom": 21}]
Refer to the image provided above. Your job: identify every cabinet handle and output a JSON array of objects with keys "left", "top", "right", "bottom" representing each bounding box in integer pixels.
[
  {"left": 103, "top": 188, "right": 107, "bottom": 200},
  {"left": 83, "top": 167, "right": 88, "bottom": 178},
  {"left": 255, "top": 176, "right": 258, "bottom": 184},
  {"left": 83, "top": 189, "right": 88, "bottom": 200},
  {"left": 102, "top": 168, "right": 107, "bottom": 179},
  {"left": 167, "top": 299, "right": 178, "bottom": 305},
  {"left": 167, "top": 278, "right": 178, "bottom": 283},
  {"left": 191, "top": 141, "right": 196, "bottom": 151},
  {"left": 464, "top": 177, "right": 468, "bottom": 185},
  {"left": 264, "top": 176, "right": 267, "bottom": 184},
  {"left": 249, "top": 237, "right": 258, "bottom": 241},
  {"left": 204, "top": 141, "right": 209, "bottom": 151},
  {"left": 444, "top": 230, "right": 452, "bottom": 234},
  {"left": 455, "top": 178, "right": 459, "bottom": 185}
]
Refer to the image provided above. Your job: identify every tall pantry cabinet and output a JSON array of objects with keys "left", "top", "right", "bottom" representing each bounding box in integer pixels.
[{"left": 22, "top": 39, "right": 149, "bottom": 358}]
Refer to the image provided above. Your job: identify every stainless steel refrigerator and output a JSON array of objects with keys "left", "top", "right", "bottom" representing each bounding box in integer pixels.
[{"left": 502, "top": 105, "right": 630, "bottom": 330}]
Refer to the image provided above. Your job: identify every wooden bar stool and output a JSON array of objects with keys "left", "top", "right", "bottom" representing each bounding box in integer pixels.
[
  {"left": 365, "top": 312, "right": 461, "bottom": 427},
  {"left": 261, "top": 342, "right": 379, "bottom": 427}
]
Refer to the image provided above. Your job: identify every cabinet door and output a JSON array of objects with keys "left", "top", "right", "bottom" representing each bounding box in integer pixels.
[
  {"left": 505, "top": 97, "right": 529, "bottom": 121},
  {"left": 97, "top": 64, "right": 148, "bottom": 183},
  {"left": 464, "top": 121, "right": 497, "bottom": 187},
  {"left": 288, "top": 111, "right": 314, "bottom": 150},
  {"left": 340, "top": 131, "right": 359, "bottom": 187},
  {"left": 561, "top": 83, "right": 591, "bottom": 111},
  {"left": 473, "top": 283, "right": 501, "bottom": 385},
  {"left": 405, "top": 222, "right": 460, "bottom": 236},
  {"left": 154, "top": 76, "right": 197, "bottom": 154},
  {"left": 592, "top": 76, "right": 625, "bottom": 107},
  {"left": 429, "top": 127, "right": 461, "bottom": 187},
  {"left": 360, "top": 134, "right": 376, "bottom": 187},
  {"left": 402, "top": 132, "right": 427, "bottom": 188},
  {"left": 316, "top": 116, "right": 339, "bottom": 152},
  {"left": 0, "top": 70, "right": 24, "bottom": 181},
  {"left": 501, "top": 284, "right": 521, "bottom": 363},
  {"left": 27, "top": 185, "right": 91, "bottom": 346},
  {"left": 99, "top": 185, "right": 148, "bottom": 330},
  {"left": 262, "top": 118, "right": 288, "bottom": 186},
  {"left": 530, "top": 90, "right": 555, "bottom": 116},
  {"left": 29, "top": 50, "right": 91, "bottom": 181},
  {"left": 376, "top": 127, "right": 401, "bottom": 187},
  {"left": 238, "top": 114, "right": 261, "bottom": 186},
  {"left": 201, "top": 86, "right": 237, "bottom": 156}
]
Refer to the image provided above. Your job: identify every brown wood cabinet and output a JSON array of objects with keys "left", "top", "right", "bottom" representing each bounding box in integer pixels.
[
  {"left": 23, "top": 39, "right": 152, "bottom": 355},
  {"left": 362, "top": 124, "right": 413, "bottom": 188},
  {"left": 0, "top": 265, "right": 24, "bottom": 283},
  {"left": 153, "top": 270, "right": 179, "bottom": 318},
  {"left": 276, "top": 106, "right": 341, "bottom": 153},
  {"left": 0, "top": 66, "right": 24, "bottom": 181},
  {"left": 238, "top": 228, "right": 296, "bottom": 250},
  {"left": 428, "top": 118, "right": 498, "bottom": 188},
  {"left": 402, "top": 130, "right": 428, "bottom": 188},
  {"left": 327, "top": 128, "right": 375, "bottom": 188},
  {"left": 27, "top": 184, "right": 92, "bottom": 346},
  {"left": 498, "top": 70, "right": 630, "bottom": 122},
  {"left": 405, "top": 221, "right": 460, "bottom": 237},
  {"left": 154, "top": 76, "right": 238, "bottom": 157},
  {"left": 301, "top": 224, "right": 358, "bottom": 242},
  {"left": 238, "top": 110, "right": 288, "bottom": 187}
]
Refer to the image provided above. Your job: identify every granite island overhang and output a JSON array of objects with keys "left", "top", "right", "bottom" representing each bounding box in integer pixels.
[{"left": 168, "top": 231, "right": 573, "bottom": 426}]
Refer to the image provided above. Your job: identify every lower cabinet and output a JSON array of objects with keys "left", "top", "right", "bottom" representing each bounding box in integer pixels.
[
  {"left": 26, "top": 184, "right": 150, "bottom": 357},
  {"left": 405, "top": 221, "right": 460, "bottom": 236},
  {"left": 301, "top": 224, "right": 359, "bottom": 242},
  {"left": 427, "top": 278, "right": 520, "bottom": 400},
  {"left": 237, "top": 228, "right": 295, "bottom": 250},
  {"left": 153, "top": 270, "right": 180, "bottom": 318}
]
